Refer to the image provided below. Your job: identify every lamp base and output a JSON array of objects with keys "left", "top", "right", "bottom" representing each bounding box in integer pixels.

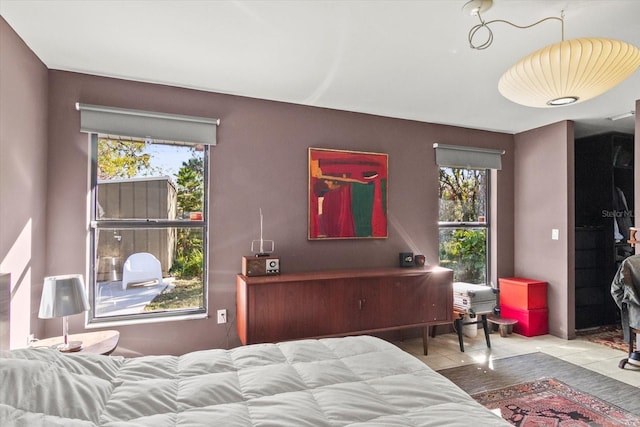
[{"left": 56, "top": 340, "right": 83, "bottom": 352}]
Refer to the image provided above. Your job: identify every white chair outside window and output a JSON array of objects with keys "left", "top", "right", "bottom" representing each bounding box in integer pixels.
[{"left": 122, "top": 253, "right": 163, "bottom": 291}]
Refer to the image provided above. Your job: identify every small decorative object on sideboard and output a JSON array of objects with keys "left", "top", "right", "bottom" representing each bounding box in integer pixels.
[
  {"left": 414, "top": 255, "right": 426, "bottom": 267},
  {"left": 399, "top": 252, "right": 414, "bottom": 267},
  {"left": 242, "top": 255, "right": 280, "bottom": 277},
  {"left": 242, "top": 208, "right": 280, "bottom": 277}
]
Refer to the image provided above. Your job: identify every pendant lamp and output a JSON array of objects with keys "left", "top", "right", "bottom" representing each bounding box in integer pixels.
[
  {"left": 499, "top": 38, "right": 640, "bottom": 107},
  {"left": 464, "top": 0, "right": 640, "bottom": 107}
]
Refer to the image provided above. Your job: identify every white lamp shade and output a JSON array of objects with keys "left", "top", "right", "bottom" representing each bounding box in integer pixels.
[
  {"left": 38, "top": 274, "right": 90, "bottom": 319},
  {"left": 498, "top": 38, "right": 640, "bottom": 108}
]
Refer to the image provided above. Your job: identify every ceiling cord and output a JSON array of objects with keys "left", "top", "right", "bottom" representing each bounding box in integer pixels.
[{"left": 469, "top": 11, "right": 565, "bottom": 50}]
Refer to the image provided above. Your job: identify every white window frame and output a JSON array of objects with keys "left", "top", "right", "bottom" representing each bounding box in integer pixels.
[
  {"left": 434, "top": 143, "right": 503, "bottom": 285},
  {"left": 86, "top": 133, "right": 209, "bottom": 326},
  {"left": 438, "top": 166, "right": 491, "bottom": 285}
]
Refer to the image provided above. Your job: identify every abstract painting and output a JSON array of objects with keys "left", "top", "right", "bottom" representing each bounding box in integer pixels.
[{"left": 308, "top": 148, "right": 388, "bottom": 239}]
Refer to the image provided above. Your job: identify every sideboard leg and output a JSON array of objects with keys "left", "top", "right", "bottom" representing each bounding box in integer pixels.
[{"left": 423, "top": 326, "right": 429, "bottom": 355}]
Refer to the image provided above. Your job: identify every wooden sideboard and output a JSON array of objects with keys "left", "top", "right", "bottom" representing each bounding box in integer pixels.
[{"left": 236, "top": 266, "right": 453, "bottom": 354}]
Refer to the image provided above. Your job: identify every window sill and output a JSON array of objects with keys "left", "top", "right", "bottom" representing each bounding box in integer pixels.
[{"left": 85, "top": 312, "right": 208, "bottom": 329}]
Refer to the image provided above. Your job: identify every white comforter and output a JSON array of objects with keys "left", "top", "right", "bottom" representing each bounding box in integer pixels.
[{"left": 0, "top": 335, "right": 507, "bottom": 426}]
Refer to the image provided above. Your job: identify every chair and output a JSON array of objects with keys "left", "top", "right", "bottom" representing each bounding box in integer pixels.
[
  {"left": 610, "top": 254, "right": 640, "bottom": 368},
  {"left": 121, "top": 252, "right": 163, "bottom": 290},
  {"left": 618, "top": 326, "right": 640, "bottom": 369}
]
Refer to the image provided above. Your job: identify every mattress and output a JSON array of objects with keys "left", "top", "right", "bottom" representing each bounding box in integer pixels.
[{"left": 0, "top": 335, "right": 507, "bottom": 426}]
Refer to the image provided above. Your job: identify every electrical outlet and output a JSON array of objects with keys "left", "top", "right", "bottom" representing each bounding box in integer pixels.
[{"left": 217, "top": 309, "right": 227, "bottom": 324}]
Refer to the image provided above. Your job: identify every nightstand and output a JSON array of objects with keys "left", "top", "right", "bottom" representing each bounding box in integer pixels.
[{"left": 31, "top": 330, "right": 119, "bottom": 355}]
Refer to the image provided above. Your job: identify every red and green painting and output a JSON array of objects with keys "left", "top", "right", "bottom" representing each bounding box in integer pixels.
[{"left": 308, "top": 148, "right": 388, "bottom": 239}]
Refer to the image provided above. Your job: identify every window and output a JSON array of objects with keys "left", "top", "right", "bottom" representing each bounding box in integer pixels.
[
  {"left": 438, "top": 167, "right": 489, "bottom": 284},
  {"left": 88, "top": 134, "right": 208, "bottom": 324}
]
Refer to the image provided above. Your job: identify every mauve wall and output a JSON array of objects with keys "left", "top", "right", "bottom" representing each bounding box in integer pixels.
[
  {"left": 513, "top": 122, "right": 575, "bottom": 339},
  {"left": 0, "top": 18, "right": 49, "bottom": 347},
  {"left": 43, "top": 69, "right": 515, "bottom": 355}
]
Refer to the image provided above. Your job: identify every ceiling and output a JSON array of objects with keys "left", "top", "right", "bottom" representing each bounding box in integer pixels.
[{"left": 1, "top": 0, "right": 638, "bottom": 137}]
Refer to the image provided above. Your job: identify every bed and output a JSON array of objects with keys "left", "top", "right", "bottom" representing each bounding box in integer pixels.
[{"left": 0, "top": 335, "right": 507, "bottom": 426}]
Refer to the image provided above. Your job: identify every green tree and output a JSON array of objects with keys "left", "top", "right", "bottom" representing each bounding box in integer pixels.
[
  {"left": 439, "top": 167, "right": 487, "bottom": 283},
  {"left": 175, "top": 156, "right": 204, "bottom": 218},
  {"left": 172, "top": 153, "right": 205, "bottom": 278},
  {"left": 97, "top": 138, "right": 155, "bottom": 179},
  {"left": 440, "top": 228, "right": 486, "bottom": 283},
  {"left": 439, "top": 168, "right": 485, "bottom": 222}
]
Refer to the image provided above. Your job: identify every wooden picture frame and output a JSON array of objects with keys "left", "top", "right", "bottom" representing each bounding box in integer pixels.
[{"left": 308, "top": 147, "right": 388, "bottom": 240}]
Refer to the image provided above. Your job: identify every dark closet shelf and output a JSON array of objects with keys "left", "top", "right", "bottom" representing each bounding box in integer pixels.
[{"left": 575, "top": 132, "right": 634, "bottom": 330}]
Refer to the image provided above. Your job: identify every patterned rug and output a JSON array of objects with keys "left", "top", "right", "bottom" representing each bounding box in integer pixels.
[
  {"left": 576, "top": 324, "right": 628, "bottom": 352},
  {"left": 472, "top": 378, "right": 640, "bottom": 426}
]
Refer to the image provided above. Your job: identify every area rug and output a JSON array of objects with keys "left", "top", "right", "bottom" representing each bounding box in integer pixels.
[
  {"left": 438, "top": 352, "right": 640, "bottom": 416},
  {"left": 472, "top": 377, "right": 640, "bottom": 426},
  {"left": 576, "top": 324, "right": 628, "bottom": 352}
]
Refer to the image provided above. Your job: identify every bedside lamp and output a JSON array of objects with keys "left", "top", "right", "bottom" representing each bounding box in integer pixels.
[{"left": 38, "top": 274, "right": 90, "bottom": 352}]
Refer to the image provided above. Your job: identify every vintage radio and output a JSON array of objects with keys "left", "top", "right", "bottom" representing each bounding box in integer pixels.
[{"left": 242, "top": 256, "right": 280, "bottom": 277}]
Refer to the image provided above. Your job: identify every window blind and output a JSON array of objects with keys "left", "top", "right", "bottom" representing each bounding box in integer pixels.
[
  {"left": 76, "top": 103, "right": 220, "bottom": 145},
  {"left": 433, "top": 143, "right": 505, "bottom": 170}
]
